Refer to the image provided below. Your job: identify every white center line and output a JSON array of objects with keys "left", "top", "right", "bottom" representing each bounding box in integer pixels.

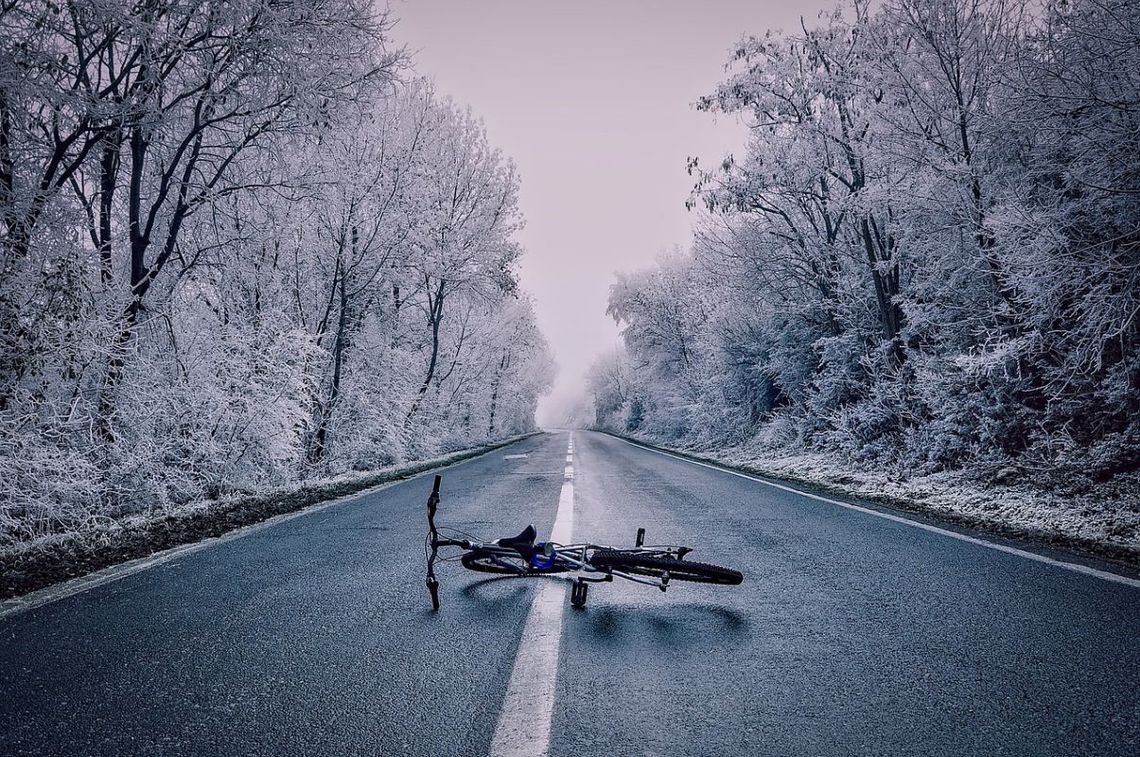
[{"left": 489, "top": 433, "right": 574, "bottom": 757}]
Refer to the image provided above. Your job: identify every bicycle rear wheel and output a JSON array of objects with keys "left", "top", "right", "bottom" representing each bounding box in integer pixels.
[
  {"left": 590, "top": 551, "right": 743, "bottom": 585},
  {"left": 461, "top": 549, "right": 573, "bottom": 575}
]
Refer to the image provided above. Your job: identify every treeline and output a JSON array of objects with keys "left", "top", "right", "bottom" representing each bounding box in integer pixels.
[
  {"left": 0, "top": 1, "right": 553, "bottom": 543},
  {"left": 591, "top": 0, "right": 1139, "bottom": 486}
]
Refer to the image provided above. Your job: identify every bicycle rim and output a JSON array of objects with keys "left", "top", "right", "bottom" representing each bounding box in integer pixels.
[{"left": 589, "top": 551, "right": 743, "bottom": 585}]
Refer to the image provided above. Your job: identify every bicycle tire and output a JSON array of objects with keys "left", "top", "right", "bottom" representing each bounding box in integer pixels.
[
  {"left": 589, "top": 551, "right": 743, "bottom": 585},
  {"left": 461, "top": 549, "right": 573, "bottom": 575}
]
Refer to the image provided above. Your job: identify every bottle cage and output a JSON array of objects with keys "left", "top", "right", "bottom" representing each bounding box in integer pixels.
[{"left": 530, "top": 542, "right": 557, "bottom": 569}]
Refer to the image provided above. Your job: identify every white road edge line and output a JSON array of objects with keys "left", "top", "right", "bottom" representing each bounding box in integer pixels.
[
  {"left": 614, "top": 436, "right": 1140, "bottom": 590},
  {"left": 489, "top": 433, "right": 575, "bottom": 757},
  {"left": 0, "top": 479, "right": 418, "bottom": 622},
  {"left": 0, "top": 440, "right": 533, "bottom": 621}
]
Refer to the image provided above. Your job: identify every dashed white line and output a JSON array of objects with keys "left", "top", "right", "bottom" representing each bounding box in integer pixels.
[
  {"left": 613, "top": 435, "right": 1140, "bottom": 590},
  {"left": 489, "top": 433, "right": 575, "bottom": 757}
]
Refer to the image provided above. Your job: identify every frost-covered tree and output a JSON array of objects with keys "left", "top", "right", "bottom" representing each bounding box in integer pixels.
[{"left": 398, "top": 96, "right": 523, "bottom": 431}]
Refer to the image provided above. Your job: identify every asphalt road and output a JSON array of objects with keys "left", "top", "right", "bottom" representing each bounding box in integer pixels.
[{"left": 1, "top": 431, "right": 1138, "bottom": 756}]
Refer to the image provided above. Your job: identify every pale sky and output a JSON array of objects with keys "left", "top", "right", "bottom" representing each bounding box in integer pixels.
[{"left": 391, "top": 0, "right": 831, "bottom": 425}]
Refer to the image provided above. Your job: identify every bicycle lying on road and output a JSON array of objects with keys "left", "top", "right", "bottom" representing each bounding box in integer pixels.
[{"left": 423, "top": 475, "right": 743, "bottom": 609}]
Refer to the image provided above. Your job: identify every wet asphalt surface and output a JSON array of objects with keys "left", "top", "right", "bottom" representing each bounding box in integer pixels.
[{"left": 1, "top": 431, "right": 1138, "bottom": 756}]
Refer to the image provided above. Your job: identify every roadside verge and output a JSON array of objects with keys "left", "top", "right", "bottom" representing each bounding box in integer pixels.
[
  {"left": 1, "top": 433, "right": 540, "bottom": 601},
  {"left": 597, "top": 430, "right": 1140, "bottom": 570}
]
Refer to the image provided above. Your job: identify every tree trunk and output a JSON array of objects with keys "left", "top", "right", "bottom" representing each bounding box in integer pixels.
[
  {"left": 97, "top": 116, "right": 199, "bottom": 437},
  {"left": 309, "top": 278, "right": 350, "bottom": 467},
  {"left": 487, "top": 352, "right": 509, "bottom": 437},
  {"left": 308, "top": 228, "right": 356, "bottom": 467},
  {"left": 98, "top": 129, "right": 123, "bottom": 284},
  {"left": 405, "top": 278, "right": 446, "bottom": 425},
  {"left": 860, "top": 216, "right": 905, "bottom": 365}
]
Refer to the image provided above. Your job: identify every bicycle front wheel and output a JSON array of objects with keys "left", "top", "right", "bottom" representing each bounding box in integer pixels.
[
  {"left": 461, "top": 548, "right": 573, "bottom": 575},
  {"left": 590, "top": 551, "right": 743, "bottom": 585}
]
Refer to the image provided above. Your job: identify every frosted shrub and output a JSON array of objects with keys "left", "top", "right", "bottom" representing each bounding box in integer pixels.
[
  {"left": 752, "top": 411, "right": 801, "bottom": 450},
  {"left": 0, "top": 423, "right": 104, "bottom": 544}
]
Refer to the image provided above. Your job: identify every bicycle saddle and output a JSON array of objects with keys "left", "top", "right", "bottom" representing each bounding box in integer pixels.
[{"left": 497, "top": 525, "right": 537, "bottom": 558}]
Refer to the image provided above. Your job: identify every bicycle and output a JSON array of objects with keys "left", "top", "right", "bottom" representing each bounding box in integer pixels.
[{"left": 423, "top": 474, "right": 743, "bottom": 609}]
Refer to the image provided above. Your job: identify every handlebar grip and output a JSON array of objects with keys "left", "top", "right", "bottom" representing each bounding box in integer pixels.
[
  {"left": 426, "top": 475, "right": 442, "bottom": 542},
  {"left": 427, "top": 475, "right": 441, "bottom": 516}
]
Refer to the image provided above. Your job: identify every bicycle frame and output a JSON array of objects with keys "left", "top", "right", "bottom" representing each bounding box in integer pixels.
[
  {"left": 425, "top": 474, "right": 695, "bottom": 608},
  {"left": 459, "top": 540, "right": 690, "bottom": 588}
]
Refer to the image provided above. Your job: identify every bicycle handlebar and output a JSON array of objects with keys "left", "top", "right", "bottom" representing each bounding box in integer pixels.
[
  {"left": 425, "top": 475, "right": 473, "bottom": 610},
  {"left": 426, "top": 475, "right": 443, "bottom": 610}
]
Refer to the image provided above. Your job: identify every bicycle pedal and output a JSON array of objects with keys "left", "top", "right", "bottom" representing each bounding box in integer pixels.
[{"left": 571, "top": 580, "right": 589, "bottom": 608}]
